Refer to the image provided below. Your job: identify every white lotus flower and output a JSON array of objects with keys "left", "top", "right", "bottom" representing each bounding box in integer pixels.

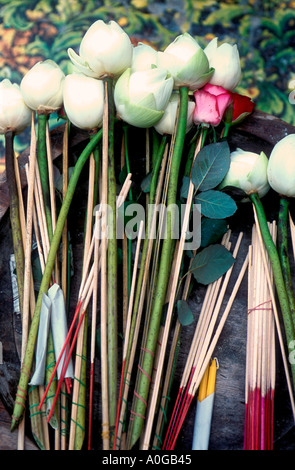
[
  {"left": 219, "top": 148, "right": 270, "bottom": 198},
  {"left": 131, "top": 42, "right": 158, "bottom": 72},
  {"left": 267, "top": 134, "right": 295, "bottom": 198},
  {"left": 114, "top": 67, "right": 173, "bottom": 128},
  {"left": 204, "top": 38, "right": 241, "bottom": 91},
  {"left": 68, "top": 20, "right": 133, "bottom": 79},
  {"left": 154, "top": 92, "right": 195, "bottom": 135},
  {"left": 0, "top": 79, "right": 32, "bottom": 134},
  {"left": 20, "top": 59, "right": 65, "bottom": 113},
  {"left": 63, "top": 73, "right": 104, "bottom": 131},
  {"left": 157, "top": 32, "right": 214, "bottom": 90}
]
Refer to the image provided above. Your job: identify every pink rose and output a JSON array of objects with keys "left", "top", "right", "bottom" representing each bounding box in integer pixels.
[{"left": 193, "top": 83, "right": 233, "bottom": 127}]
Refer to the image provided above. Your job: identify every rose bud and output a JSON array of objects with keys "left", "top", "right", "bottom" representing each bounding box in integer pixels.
[
  {"left": 193, "top": 83, "right": 233, "bottom": 127},
  {"left": 224, "top": 91, "right": 255, "bottom": 125}
]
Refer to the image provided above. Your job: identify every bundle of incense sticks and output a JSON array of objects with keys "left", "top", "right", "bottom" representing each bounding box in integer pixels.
[
  {"left": 162, "top": 230, "right": 249, "bottom": 450},
  {"left": 244, "top": 222, "right": 276, "bottom": 450}
]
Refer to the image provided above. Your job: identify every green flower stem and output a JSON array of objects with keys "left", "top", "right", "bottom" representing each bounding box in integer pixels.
[
  {"left": 123, "top": 125, "right": 133, "bottom": 297},
  {"left": 112, "top": 134, "right": 167, "bottom": 450},
  {"left": 45, "top": 331, "right": 58, "bottom": 429},
  {"left": 37, "top": 113, "right": 53, "bottom": 242},
  {"left": 105, "top": 76, "right": 118, "bottom": 436},
  {"left": 151, "top": 128, "right": 160, "bottom": 170},
  {"left": 5, "top": 131, "right": 25, "bottom": 318},
  {"left": 124, "top": 134, "right": 167, "bottom": 371},
  {"left": 10, "top": 127, "right": 103, "bottom": 431},
  {"left": 74, "top": 310, "right": 88, "bottom": 450},
  {"left": 222, "top": 121, "right": 232, "bottom": 139},
  {"left": 278, "top": 196, "right": 295, "bottom": 328},
  {"left": 250, "top": 192, "right": 295, "bottom": 389},
  {"left": 127, "top": 86, "right": 189, "bottom": 449}
]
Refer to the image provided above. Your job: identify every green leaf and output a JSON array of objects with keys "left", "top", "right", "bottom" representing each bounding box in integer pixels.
[
  {"left": 191, "top": 141, "right": 230, "bottom": 192},
  {"left": 177, "top": 300, "right": 194, "bottom": 326},
  {"left": 201, "top": 218, "right": 228, "bottom": 248},
  {"left": 195, "top": 190, "right": 237, "bottom": 219},
  {"left": 180, "top": 175, "right": 191, "bottom": 199},
  {"left": 191, "top": 244, "right": 235, "bottom": 285}
]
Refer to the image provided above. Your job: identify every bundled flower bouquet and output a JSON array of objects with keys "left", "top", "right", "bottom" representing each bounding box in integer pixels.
[{"left": 2, "top": 19, "right": 295, "bottom": 451}]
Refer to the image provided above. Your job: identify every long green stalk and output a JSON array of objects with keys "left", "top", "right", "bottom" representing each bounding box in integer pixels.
[
  {"left": 250, "top": 192, "right": 295, "bottom": 390},
  {"left": 105, "top": 77, "right": 118, "bottom": 438},
  {"left": 37, "top": 113, "right": 53, "bottom": 242},
  {"left": 124, "top": 134, "right": 167, "bottom": 372},
  {"left": 74, "top": 311, "right": 88, "bottom": 450},
  {"left": 127, "top": 86, "right": 189, "bottom": 449},
  {"left": 11, "top": 127, "right": 103, "bottom": 431},
  {"left": 5, "top": 131, "right": 25, "bottom": 318},
  {"left": 278, "top": 196, "right": 295, "bottom": 328}
]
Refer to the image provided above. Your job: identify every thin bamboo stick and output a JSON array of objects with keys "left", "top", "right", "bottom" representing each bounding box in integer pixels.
[
  {"left": 252, "top": 209, "right": 295, "bottom": 420},
  {"left": 115, "top": 145, "right": 169, "bottom": 448},
  {"left": 142, "top": 170, "right": 196, "bottom": 449},
  {"left": 18, "top": 115, "right": 37, "bottom": 450},
  {"left": 68, "top": 154, "right": 95, "bottom": 450}
]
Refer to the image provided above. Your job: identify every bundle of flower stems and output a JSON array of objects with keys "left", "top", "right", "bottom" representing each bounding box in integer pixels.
[{"left": 12, "top": 16, "right": 295, "bottom": 452}]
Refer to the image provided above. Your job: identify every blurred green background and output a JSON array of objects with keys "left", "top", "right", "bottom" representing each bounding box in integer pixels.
[{"left": 0, "top": 0, "right": 295, "bottom": 172}]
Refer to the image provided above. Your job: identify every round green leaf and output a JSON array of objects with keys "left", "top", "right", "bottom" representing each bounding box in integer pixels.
[
  {"left": 195, "top": 190, "right": 237, "bottom": 219},
  {"left": 190, "top": 244, "right": 235, "bottom": 285},
  {"left": 177, "top": 300, "right": 194, "bottom": 326},
  {"left": 191, "top": 141, "right": 231, "bottom": 192}
]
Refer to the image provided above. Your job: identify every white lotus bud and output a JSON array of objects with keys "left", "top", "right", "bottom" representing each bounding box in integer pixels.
[
  {"left": 114, "top": 67, "right": 173, "bottom": 128},
  {"left": 68, "top": 20, "right": 133, "bottom": 79},
  {"left": 131, "top": 42, "right": 158, "bottom": 72},
  {"left": 154, "top": 92, "right": 195, "bottom": 135},
  {"left": 63, "top": 73, "right": 104, "bottom": 131},
  {"left": 219, "top": 148, "right": 270, "bottom": 198},
  {"left": 267, "top": 134, "right": 295, "bottom": 197},
  {"left": 204, "top": 37, "right": 241, "bottom": 91},
  {"left": 157, "top": 32, "right": 214, "bottom": 90},
  {"left": 20, "top": 59, "right": 65, "bottom": 113},
  {"left": 0, "top": 79, "right": 31, "bottom": 134}
]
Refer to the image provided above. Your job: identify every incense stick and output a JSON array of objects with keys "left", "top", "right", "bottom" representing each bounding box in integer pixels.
[
  {"left": 88, "top": 212, "right": 101, "bottom": 450},
  {"left": 17, "top": 115, "right": 37, "bottom": 450},
  {"left": 141, "top": 167, "right": 196, "bottom": 450},
  {"left": 244, "top": 222, "right": 276, "bottom": 449},
  {"left": 113, "top": 220, "right": 144, "bottom": 449},
  {"left": 68, "top": 153, "right": 96, "bottom": 449},
  {"left": 163, "top": 232, "right": 246, "bottom": 450},
  {"left": 252, "top": 209, "right": 295, "bottom": 420}
]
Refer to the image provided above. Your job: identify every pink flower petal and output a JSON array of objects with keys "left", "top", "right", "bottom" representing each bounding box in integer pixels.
[
  {"left": 193, "top": 90, "right": 221, "bottom": 126},
  {"left": 203, "top": 83, "right": 229, "bottom": 97},
  {"left": 216, "top": 92, "right": 233, "bottom": 116}
]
